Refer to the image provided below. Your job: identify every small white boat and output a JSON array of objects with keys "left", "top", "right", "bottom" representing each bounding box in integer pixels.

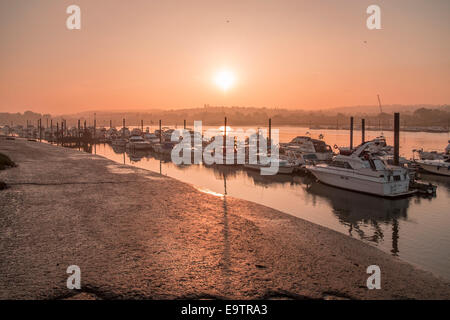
[
  {"left": 306, "top": 141, "right": 412, "bottom": 197},
  {"left": 415, "top": 158, "right": 450, "bottom": 176},
  {"left": 244, "top": 158, "right": 295, "bottom": 174},
  {"left": 413, "top": 141, "right": 450, "bottom": 160},
  {"left": 280, "top": 136, "right": 333, "bottom": 161},
  {"left": 126, "top": 135, "right": 152, "bottom": 150}
]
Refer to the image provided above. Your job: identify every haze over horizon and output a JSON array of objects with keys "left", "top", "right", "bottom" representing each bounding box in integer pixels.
[{"left": 1, "top": 0, "right": 449, "bottom": 114}]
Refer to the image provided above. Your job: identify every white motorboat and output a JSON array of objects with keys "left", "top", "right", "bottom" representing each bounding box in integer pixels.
[
  {"left": 126, "top": 135, "right": 152, "bottom": 150},
  {"left": 415, "top": 158, "right": 450, "bottom": 176},
  {"left": 306, "top": 141, "right": 412, "bottom": 197},
  {"left": 280, "top": 136, "right": 333, "bottom": 161}
]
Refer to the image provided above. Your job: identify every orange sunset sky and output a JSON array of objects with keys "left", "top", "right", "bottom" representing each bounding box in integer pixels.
[{"left": 0, "top": 0, "right": 449, "bottom": 114}]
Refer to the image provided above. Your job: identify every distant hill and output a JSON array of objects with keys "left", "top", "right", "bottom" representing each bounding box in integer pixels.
[{"left": 327, "top": 104, "right": 450, "bottom": 115}]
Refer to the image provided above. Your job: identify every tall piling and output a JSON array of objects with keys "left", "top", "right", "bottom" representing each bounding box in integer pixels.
[
  {"left": 394, "top": 113, "right": 400, "bottom": 166},
  {"left": 78, "top": 120, "right": 81, "bottom": 148},
  {"left": 93, "top": 113, "right": 97, "bottom": 143},
  {"left": 224, "top": 117, "right": 227, "bottom": 162},
  {"left": 61, "top": 121, "right": 64, "bottom": 146},
  {"left": 56, "top": 122, "right": 59, "bottom": 145},
  {"left": 268, "top": 118, "right": 272, "bottom": 155},
  {"left": 123, "top": 118, "right": 126, "bottom": 138},
  {"left": 159, "top": 120, "right": 162, "bottom": 143},
  {"left": 350, "top": 117, "right": 354, "bottom": 149},
  {"left": 361, "top": 118, "right": 365, "bottom": 144}
]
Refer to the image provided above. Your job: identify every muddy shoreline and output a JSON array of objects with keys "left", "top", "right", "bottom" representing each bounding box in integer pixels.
[{"left": 1, "top": 138, "right": 449, "bottom": 299}]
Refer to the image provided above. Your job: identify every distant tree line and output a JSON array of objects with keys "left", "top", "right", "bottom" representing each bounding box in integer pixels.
[{"left": 1, "top": 106, "right": 449, "bottom": 129}]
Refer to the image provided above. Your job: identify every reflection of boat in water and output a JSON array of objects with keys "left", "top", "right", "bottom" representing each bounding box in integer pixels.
[
  {"left": 306, "top": 141, "right": 412, "bottom": 198},
  {"left": 147, "top": 150, "right": 171, "bottom": 162},
  {"left": 307, "top": 181, "right": 410, "bottom": 222},
  {"left": 415, "top": 158, "right": 450, "bottom": 177},
  {"left": 417, "top": 172, "right": 450, "bottom": 191},
  {"left": 112, "top": 138, "right": 127, "bottom": 147},
  {"left": 242, "top": 169, "right": 306, "bottom": 187},
  {"left": 153, "top": 141, "right": 177, "bottom": 155},
  {"left": 307, "top": 181, "right": 409, "bottom": 254},
  {"left": 111, "top": 144, "right": 126, "bottom": 154},
  {"left": 127, "top": 150, "right": 149, "bottom": 162}
]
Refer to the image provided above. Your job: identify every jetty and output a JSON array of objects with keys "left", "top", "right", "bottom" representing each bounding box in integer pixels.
[{"left": 1, "top": 138, "right": 449, "bottom": 299}]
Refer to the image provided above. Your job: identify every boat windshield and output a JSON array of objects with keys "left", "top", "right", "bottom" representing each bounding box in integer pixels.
[
  {"left": 373, "top": 159, "right": 385, "bottom": 170},
  {"left": 330, "top": 160, "right": 352, "bottom": 169}
]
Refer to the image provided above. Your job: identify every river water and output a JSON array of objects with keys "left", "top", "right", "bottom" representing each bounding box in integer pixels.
[{"left": 87, "top": 126, "right": 450, "bottom": 281}]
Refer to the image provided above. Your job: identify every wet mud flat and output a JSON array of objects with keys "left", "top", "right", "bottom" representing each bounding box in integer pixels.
[{"left": 0, "top": 138, "right": 449, "bottom": 299}]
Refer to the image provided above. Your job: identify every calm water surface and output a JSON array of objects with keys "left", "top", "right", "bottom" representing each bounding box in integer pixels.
[{"left": 88, "top": 126, "right": 450, "bottom": 280}]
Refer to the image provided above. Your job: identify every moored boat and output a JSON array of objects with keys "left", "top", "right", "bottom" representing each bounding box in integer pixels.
[
  {"left": 126, "top": 135, "right": 152, "bottom": 150},
  {"left": 306, "top": 141, "right": 412, "bottom": 197},
  {"left": 244, "top": 158, "right": 296, "bottom": 174},
  {"left": 280, "top": 136, "right": 333, "bottom": 161},
  {"left": 415, "top": 158, "right": 450, "bottom": 176}
]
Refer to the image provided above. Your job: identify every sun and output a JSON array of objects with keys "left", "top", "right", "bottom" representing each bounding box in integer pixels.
[{"left": 214, "top": 70, "right": 235, "bottom": 91}]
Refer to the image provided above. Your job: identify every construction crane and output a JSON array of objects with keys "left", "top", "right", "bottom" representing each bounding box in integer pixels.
[{"left": 377, "top": 94, "right": 383, "bottom": 114}]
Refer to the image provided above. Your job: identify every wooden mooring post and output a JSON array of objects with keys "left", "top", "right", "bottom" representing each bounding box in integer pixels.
[
  {"left": 394, "top": 113, "right": 400, "bottom": 166},
  {"left": 361, "top": 118, "right": 365, "bottom": 144},
  {"left": 268, "top": 118, "right": 272, "bottom": 155},
  {"left": 224, "top": 117, "right": 227, "bottom": 162},
  {"left": 350, "top": 116, "right": 354, "bottom": 149}
]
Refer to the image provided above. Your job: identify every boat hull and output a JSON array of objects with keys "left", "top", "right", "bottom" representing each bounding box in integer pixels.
[
  {"left": 417, "top": 162, "right": 450, "bottom": 176},
  {"left": 244, "top": 163, "right": 295, "bottom": 174}
]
